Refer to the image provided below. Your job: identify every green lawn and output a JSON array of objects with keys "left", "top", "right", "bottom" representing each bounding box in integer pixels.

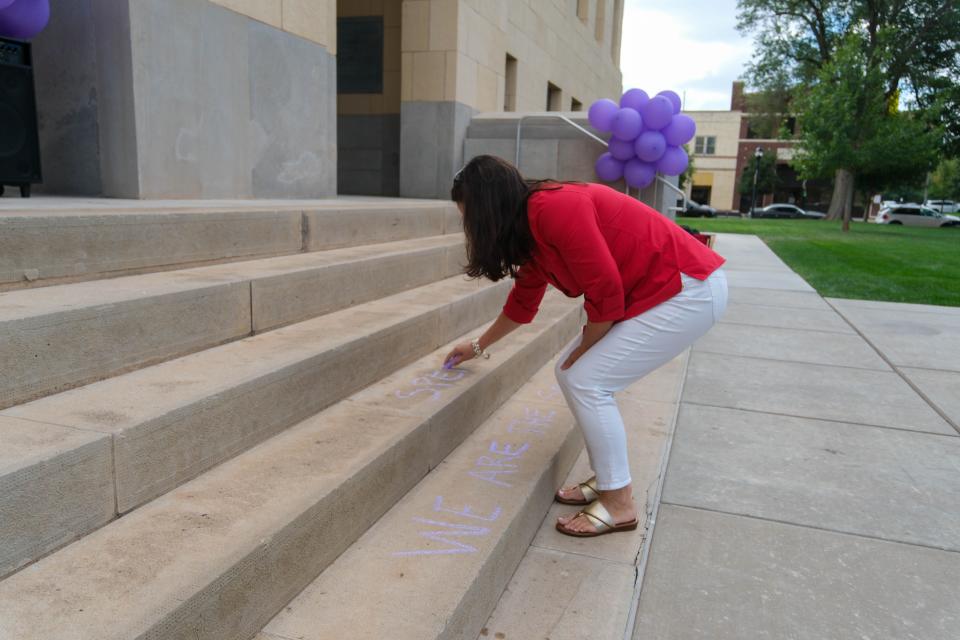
[{"left": 679, "top": 217, "right": 960, "bottom": 306}]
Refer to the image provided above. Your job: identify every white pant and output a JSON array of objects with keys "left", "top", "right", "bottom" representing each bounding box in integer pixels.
[{"left": 555, "top": 269, "right": 728, "bottom": 490}]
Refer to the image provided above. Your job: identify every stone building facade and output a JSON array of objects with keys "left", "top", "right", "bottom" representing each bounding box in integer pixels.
[{"left": 30, "top": 0, "right": 623, "bottom": 199}]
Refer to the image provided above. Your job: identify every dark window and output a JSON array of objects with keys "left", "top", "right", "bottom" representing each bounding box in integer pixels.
[
  {"left": 337, "top": 17, "right": 383, "bottom": 94},
  {"left": 504, "top": 54, "right": 517, "bottom": 111},
  {"left": 694, "top": 136, "right": 716, "bottom": 155},
  {"left": 547, "top": 82, "right": 562, "bottom": 111}
]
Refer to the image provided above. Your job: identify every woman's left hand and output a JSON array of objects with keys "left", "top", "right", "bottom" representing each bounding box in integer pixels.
[
  {"left": 560, "top": 321, "right": 614, "bottom": 370},
  {"left": 560, "top": 345, "right": 588, "bottom": 370}
]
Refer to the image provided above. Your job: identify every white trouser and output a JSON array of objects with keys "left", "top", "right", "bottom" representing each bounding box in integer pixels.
[{"left": 555, "top": 269, "right": 728, "bottom": 491}]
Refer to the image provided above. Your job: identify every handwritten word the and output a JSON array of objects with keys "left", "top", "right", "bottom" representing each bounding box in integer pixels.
[{"left": 506, "top": 406, "right": 557, "bottom": 436}]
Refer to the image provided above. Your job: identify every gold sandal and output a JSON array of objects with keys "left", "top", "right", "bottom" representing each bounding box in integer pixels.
[
  {"left": 554, "top": 475, "right": 600, "bottom": 506},
  {"left": 555, "top": 500, "right": 639, "bottom": 538}
]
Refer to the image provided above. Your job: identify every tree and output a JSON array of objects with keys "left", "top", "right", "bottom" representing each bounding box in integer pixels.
[
  {"left": 679, "top": 143, "right": 695, "bottom": 191},
  {"left": 737, "top": 0, "right": 960, "bottom": 229},
  {"left": 929, "top": 158, "right": 960, "bottom": 200},
  {"left": 792, "top": 40, "right": 941, "bottom": 227},
  {"left": 738, "top": 152, "right": 778, "bottom": 208}
]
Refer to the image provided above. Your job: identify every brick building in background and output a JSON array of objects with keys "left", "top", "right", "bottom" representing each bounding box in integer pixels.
[{"left": 685, "top": 81, "right": 830, "bottom": 212}]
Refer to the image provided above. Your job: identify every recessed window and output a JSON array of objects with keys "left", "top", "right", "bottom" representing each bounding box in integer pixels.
[
  {"left": 577, "top": 0, "right": 590, "bottom": 23},
  {"left": 337, "top": 17, "right": 384, "bottom": 94},
  {"left": 571, "top": 97, "right": 583, "bottom": 111},
  {"left": 694, "top": 136, "right": 716, "bottom": 155},
  {"left": 504, "top": 54, "right": 517, "bottom": 112},
  {"left": 595, "top": 0, "right": 606, "bottom": 41},
  {"left": 547, "top": 82, "right": 562, "bottom": 111}
]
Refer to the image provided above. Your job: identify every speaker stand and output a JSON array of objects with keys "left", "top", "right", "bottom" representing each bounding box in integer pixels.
[{"left": 0, "top": 184, "right": 32, "bottom": 197}]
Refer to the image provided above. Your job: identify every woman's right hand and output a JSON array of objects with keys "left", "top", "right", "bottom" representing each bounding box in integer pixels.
[{"left": 442, "top": 342, "right": 475, "bottom": 370}]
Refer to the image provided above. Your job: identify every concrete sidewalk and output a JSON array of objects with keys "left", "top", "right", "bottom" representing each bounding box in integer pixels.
[{"left": 634, "top": 233, "right": 960, "bottom": 639}]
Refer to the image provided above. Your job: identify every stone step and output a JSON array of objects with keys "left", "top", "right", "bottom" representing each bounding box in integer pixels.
[
  {"left": 0, "top": 233, "right": 465, "bottom": 410},
  {"left": 0, "top": 274, "right": 509, "bottom": 579},
  {"left": 0, "top": 199, "right": 460, "bottom": 290},
  {"left": 256, "top": 356, "right": 583, "bottom": 640},
  {"left": 0, "top": 294, "right": 583, "bottom": 640}
]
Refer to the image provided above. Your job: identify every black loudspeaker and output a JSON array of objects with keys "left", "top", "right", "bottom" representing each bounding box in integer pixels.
[{"left": 0, "top": 36, "right": 41, "bottom": 197}]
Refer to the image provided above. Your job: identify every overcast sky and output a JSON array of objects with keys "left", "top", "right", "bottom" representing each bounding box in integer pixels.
[{"left": 619, "top": 0, "right": 754, "bottom": 110}]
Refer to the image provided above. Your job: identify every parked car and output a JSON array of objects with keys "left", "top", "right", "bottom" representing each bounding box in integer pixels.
[
  {"left": 679, "top": 200, "right": 717, "bottom": 217},
  {"left": 751, "top": 204, "right": 826, "bottom": 219},
  {"left": 875, "top": 205, "right": 960, "bottom": 227},
  {"left": 924, "top": 199, "right": 959, "bottom": 214}
]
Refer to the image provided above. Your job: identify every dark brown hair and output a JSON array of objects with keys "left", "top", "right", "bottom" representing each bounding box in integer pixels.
[{"left": 450, "top": 155, "right": 559, "bottom": 281}]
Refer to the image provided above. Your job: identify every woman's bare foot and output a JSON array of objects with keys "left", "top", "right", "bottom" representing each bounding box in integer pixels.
[
  {"left": 557, "top": 485, "right": 637, "bottom": 534},
  {"left": 556, "top": 483, "right": 588, "bottom": 502}
]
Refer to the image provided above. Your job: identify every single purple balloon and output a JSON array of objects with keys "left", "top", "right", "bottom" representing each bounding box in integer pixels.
[
  {"left": 0, "top": 0, "right": 50, "bottom": 40},
  {"left": 657, "top": 90, "right": 682, "bottom": 114},
  {"left": 620, "top": 88, "right": 650, "bottom": 112},
  {"left": 595, "top": 152, "right": 625, "bottom": 182},
  {"left": 657, "top": 145, "right": 689, "bottom": 176},
  {"left": 640, "top": 96, "right": 674, "bottom": 131},
  {"left": 588, "top": 98, "right": 620, "bottom": 133},
  {"left": 662, "top": 114, "right": 697, "bottom": 146},
  {"left": 608, "top": 137, "right": 636, "bottom": 161},
  {"left": 624, "top": 159, "right": 656, "bottom": 189},
  {"left": 634, "top": 130, "right": 667, "bottom": 163},
  {"left": 610, "top": 107, "right": 643, "bottom": 140},
  {"left": 0, "top": 0, "right": 17, "bottom": 10}
]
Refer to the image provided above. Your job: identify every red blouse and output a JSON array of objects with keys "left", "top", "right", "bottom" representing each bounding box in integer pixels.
[{"left": 503, "top": 182, "right": 726, "bottom": 324}]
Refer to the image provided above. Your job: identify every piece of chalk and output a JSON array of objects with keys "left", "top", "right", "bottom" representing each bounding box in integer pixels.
[{"left": 443, "top": 356, "right": 460, "bottom": 370}]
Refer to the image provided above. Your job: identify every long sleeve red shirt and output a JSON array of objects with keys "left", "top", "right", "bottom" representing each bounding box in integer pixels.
[{"left": 502, "top": 182, "right": 726, "bottom": 324}]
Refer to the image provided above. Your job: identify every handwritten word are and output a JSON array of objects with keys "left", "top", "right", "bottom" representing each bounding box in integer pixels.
[
  {"left": 394, "top": 369, "right": 466, "bottom": 402},
  {"left": 467, "top": 440, "right": 530, "bottom": 488},
  {"left": 392, "top": 496, "right": 503, "bottom": 556}
]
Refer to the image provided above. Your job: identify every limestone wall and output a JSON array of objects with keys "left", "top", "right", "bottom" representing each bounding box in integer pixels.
[
  {"left": 400, "top": 0, "right": 622, "bottom": 112},
  {"left": 400, "top": 0, "right": 624, "bottom": 198},
  {"left": 208, "top": 0, "right": 337, "bottom": 53},
  {"left": 32, "top": 0, "right": 337, "bottom": 198}
]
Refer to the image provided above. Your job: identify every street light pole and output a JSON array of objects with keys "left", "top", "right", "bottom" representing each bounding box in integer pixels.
[{"left": 750, "top": 146, "right": 764, "bottom": 217}]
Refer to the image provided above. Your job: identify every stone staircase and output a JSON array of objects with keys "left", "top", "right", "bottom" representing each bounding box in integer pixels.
[{"left": 0, "top": 198, "right": 587, "bottom": 640}]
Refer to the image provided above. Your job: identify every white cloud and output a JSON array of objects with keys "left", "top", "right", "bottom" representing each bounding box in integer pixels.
[{"left": 619, "top": 1, "right": 753, "bottom": 110}]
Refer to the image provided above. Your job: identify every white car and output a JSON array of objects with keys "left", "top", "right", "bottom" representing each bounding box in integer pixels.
[
  {"left": 750, "top": 204, "right": 826, "bottom": 219},
  {"left": 875, "top": 204, "right": 960, "bottom": 227},
  {"left": 924, "top": 199, "right": 959, "bottom": 214}
]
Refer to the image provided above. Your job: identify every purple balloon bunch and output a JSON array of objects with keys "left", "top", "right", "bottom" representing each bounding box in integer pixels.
[
  {"left": 588, "top": 88, "right": 696, "bottom": 189},
  {"left": 0, "top": 0, "right": 50, "bottom": 40}
]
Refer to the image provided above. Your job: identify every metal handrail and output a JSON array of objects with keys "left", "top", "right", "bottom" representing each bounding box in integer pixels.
[{"left": 513, "top": 113, "right": 687, "bottom": 211}]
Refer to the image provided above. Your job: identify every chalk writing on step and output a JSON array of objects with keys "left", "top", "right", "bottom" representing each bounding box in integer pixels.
[
  {"left": 467, "top": 441, "right": 530, "bottom": 488},
  {"left": 394, "top": 369, "right": 467, "bottom": 401},
  {"left": 506, "top": 406, "right": 557, "bottom": 435},
  {"left": 392, "top": 496, "right": 502, "bottom": 557}
]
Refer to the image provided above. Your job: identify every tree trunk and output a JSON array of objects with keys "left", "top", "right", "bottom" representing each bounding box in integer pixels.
[
  {"left": 842, "top": 172, "right": 855, "bottom": 232},
  {"left": 827, "top": 168, "right": 855, "bottom": 222}
]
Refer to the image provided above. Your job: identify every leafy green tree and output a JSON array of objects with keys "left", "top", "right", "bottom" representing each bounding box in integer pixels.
[
  {"left": 737, "top": 0, "right": 960, "bottom": 230},
  {"left": 929, "top": 158, "right": 960, "bottom": 200},
  {"left": 679, "top": 143, "right": 695, "bottom": 191},
  {"left": 738, "top": 152, "right": 778, "bottom": 208}
]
